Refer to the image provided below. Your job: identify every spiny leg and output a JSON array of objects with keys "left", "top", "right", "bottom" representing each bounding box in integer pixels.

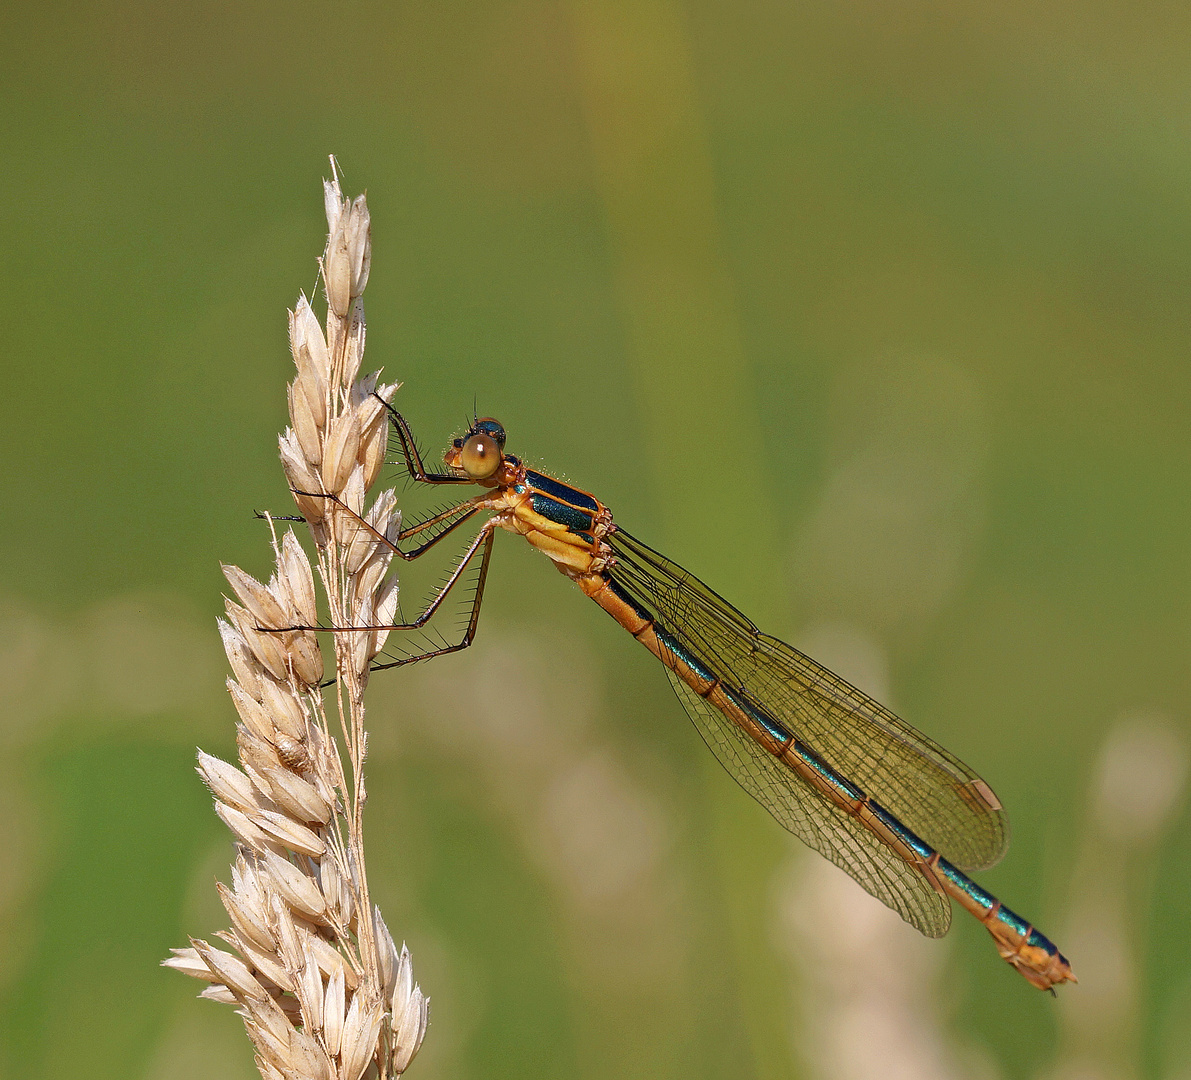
[
  {"left": 261, "top": 524, "right": 496, "bottom": 667},
  {"left": 371, "top": 526, "right": 494, "bottom": 670},
  {"left": 361, "top": 522, "right": 494, "bottom": 634},
  {"left": 289, "top": 487, "right": 481, "bottom": 561},
  {"left": 396, "top": 501, "right": 484, "bottom": 559},
  {"left": 374, "top": 394, "right": 472, "bottom": 485}
]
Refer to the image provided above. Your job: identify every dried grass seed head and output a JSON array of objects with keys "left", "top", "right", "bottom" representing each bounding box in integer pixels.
[
  {"left": 224, "top": 602, "right": 289, "bottom": 681},
  {"left": 276, "top": 529, "right": 319, "bottom": 626},
  {"left": 220, "top": 619, "right": 264, "bottom": 701},
  {"left": 197, "top": 750, "right": 261, "bottom": 815},
  {"left": 223, "top": 564, "right": 290, "bottom": 631},
  {"left": 289, "top": 378, "right": 324, "bottom": 467},
  {"left": 290, "top": 296, "right": 332, "bottom": 392},
  {"left": 170, "top": 173, "right": 428, "bottom": 1078},
  {"left": 323, "top": 187, "right": 371, "bottom": 318}
]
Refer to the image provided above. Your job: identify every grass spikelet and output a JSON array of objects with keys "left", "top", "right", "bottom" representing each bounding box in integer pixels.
[{"left": 164, "top": 160, "right": 428, "bottom": 1079}]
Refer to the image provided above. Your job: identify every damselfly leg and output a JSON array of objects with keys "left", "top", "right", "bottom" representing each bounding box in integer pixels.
[
  {"left": 289, "top": 487, "right": 481, "bottom": 561},
  {"left": 266, "top": 480, "right": 496, "bottom": 668}
]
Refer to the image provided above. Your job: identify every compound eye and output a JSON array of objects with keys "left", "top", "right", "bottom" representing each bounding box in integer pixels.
[{"left": 460, "top": 431, "right": 502, "bottom": 479}]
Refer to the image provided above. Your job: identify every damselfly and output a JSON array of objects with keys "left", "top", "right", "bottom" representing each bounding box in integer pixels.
[{"left": 298, "top": 400, "right": 1075, "bottom": 991}]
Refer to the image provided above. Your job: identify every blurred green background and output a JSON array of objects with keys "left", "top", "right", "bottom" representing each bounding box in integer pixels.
[{"left": 2, "top": 0, "right": 1190, "bottom": 1078}]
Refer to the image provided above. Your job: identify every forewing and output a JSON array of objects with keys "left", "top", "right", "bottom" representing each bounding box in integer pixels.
[
  {"left": 666, "top": 670, "right": 951, "bottom": 937},
  {"left": 611, "top": 529, "right": 1007, "bottom": 872}
]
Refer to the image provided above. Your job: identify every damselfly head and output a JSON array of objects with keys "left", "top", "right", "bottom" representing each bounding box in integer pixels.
[{"left": 447, "top": 417, "right": 507, "bottom": 481}]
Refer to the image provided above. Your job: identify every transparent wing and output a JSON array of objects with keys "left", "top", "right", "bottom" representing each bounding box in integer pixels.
[
  {"left": 666, "top": 671, "right": 951, "bottom": 936},
  {"left": 610, "top": 528, "right": 1007, "bottom": 873}
]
